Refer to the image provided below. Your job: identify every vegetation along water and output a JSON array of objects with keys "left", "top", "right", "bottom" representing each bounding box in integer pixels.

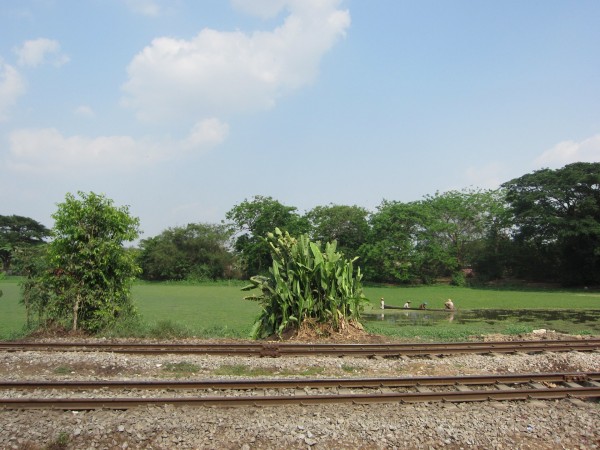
[{"left": 1, "top": 277, "right": 598, "bottom": 340}]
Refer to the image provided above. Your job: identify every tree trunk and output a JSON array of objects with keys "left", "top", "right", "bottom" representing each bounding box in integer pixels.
[{"left": 72, "top": 294, "right": 80, "bottom": 332}]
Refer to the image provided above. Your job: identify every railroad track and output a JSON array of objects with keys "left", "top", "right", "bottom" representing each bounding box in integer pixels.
[
  {"left": 2, "top": 372, "right": 599, "bottom": 409},
  {"left": 2, "top": 339, "right": 600, "bottom": 357}
]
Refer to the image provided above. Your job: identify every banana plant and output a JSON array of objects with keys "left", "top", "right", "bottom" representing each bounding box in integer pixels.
[{"left": 242, "top": 228, "right": 369, "bottom": 339}]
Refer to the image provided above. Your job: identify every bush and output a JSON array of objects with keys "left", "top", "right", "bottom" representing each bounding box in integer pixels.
[
  {"left": 451, "top": 272, "right": 467, "bottom": 287},
  {"left": 242, "top": 228, "right": 369, "bottom": 339}
]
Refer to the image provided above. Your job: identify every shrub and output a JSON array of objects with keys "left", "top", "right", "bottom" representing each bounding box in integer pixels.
[{"left": 242, "top": 228, "right": 369, "bottom": 339}]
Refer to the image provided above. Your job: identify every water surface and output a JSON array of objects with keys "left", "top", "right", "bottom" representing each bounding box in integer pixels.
[{"left": 363, "top": 309, "right": 600, "bottom": 333}]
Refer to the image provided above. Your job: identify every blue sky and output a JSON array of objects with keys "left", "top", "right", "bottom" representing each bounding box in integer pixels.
[{"left": 1, "top": 0, "right": 599, "bottom": 239}]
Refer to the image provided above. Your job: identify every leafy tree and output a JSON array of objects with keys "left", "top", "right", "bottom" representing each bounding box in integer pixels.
[
  {"left": 0, "top": 215, "right": 50, "bottom": 273},
  {"left": 22, "top": 192, "right": 141, "bottom": 332},
  {"left": 242, "top": 228, "right": 368, "bottom": 339},
  {"left": 226, "top": 195, "right": 308, "bottom": 276},
  {"left": 305, "top": 204, "right": 369, "bottom": 259},
  {"left": 359, "top": 200, "right": 424, "bottom": 283},
  {"left": 361, "top": 189, "right": 506, "bottom": 284},
  {"left": 418, "top": 189, "right": 506, "bottom": 284},
  {"left": 502, "top": 162, "right": 600, "bottom": 285},
  {"left": 138, "top": 223, "right": 236, "bottom": 281}
]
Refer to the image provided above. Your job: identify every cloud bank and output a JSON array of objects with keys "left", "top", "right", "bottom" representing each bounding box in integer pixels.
[
  {"left": 121, "top": 0, "right": 350, "bottom": 122},
  {"left": 125, "top": 0, "right": 165, "bottom": 17},
  {"left": 6, "top": 118, "right": 228, "bottom": 174},
  {"left": 14, "top": 38, "right": 69, "bottom": 67},
  {"left": 0, "top": 59, "right": 25, "bottom": 121},
  {"left": 4, "top": 1, "right": 348, "bottom": 174},
  {"left": 535, "top": 135, "right": 600, "bottom": 169}
]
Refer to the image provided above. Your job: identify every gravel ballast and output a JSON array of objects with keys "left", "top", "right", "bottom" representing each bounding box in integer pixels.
[{"left": 1, "top": 335, "right": 599, "bottom": 449}]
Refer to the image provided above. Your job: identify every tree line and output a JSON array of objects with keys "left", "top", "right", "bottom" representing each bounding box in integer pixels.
[{"left": 3, "top": 162, "right": 600, "bottom": 291}]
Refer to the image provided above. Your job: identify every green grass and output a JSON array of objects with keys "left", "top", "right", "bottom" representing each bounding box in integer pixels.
[
  {"left": 1, "top": 278, "right": 599, "bottom": 341},
  {"left": 0, "top": 277, "right": 28, "bottom": 339},
  {"left": 131, "top": 283, "right": 260, "bottom": 338},
  {"left": 213, "top": 364, "right": 325, "bottom": 377},
  {"left": 363, "top": 284, "right": 600, "bottom": 311},
  {"left": 54, "top": 365, "right": 74, "bottom": 375},
  {"left": 162, "top": 362, "right": 201, "bottom": 375}
]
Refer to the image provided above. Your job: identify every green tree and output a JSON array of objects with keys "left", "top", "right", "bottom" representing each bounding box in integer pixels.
[
  {"left": 242, "top": 228, "right": 368, "bottom": 339},
  {"left": 359, "top": 200, "right": 424, "bottom": 283},
  {"left": 361, "top": 189, "right": 506, "bottom": 284},
  {"left": 418, "top": 189, "right": 506, "bottom": 284},
  {"left": 226, "top": 195, "right": 308, "bottom": 277},
  {"left": 305, "top": 204, "right": 369, "bottom": 259},
  {"left": 502, "top": 162, "right": 600, "bottom": 285},
  {"left": 22, "top": 192, "right": 141, "bottom": 332},
  {"left": 0, "top": 215, "right": 50, "bottom": 273},
  {"left": 138, "top": 223, "right": 236, "bottom": 281}
]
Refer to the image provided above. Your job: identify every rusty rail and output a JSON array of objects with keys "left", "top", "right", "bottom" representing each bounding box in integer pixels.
[
  {"left": 1, "top": 339, "right": 599, "bottom": 357},
  {"left": 2, "top": 372, "right": 599, "bottom": 409},
  {"left": 2, "top": 372, "right": 599, "bottom": 390}
]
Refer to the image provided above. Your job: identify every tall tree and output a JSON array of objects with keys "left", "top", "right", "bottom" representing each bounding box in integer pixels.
[
  {"left": 0, "top": 215, "right": 50, "bottom": 273},
  {"left": 418, "top": 189, "right": 506, "bottom": 284},
  {"left": 22, "top": 192, "right": 141, "bottom": 332},
  {"left": 502, "top": 162, "right": 600, "bottom": 285},
  {"left": 138, "top": 223, "right": 236, "bottom": 281},
  {"left": 359, "top": 200, "right": 424, "bottom": 283},
  {"left": 226, "top": 195, "right": 308, "bottom": 276},
  {"left": 305, "top": 204, "right": 369, "bottom": 259},
  {"left": 361, "top": 189, "right": 506, "bottom": 284}
]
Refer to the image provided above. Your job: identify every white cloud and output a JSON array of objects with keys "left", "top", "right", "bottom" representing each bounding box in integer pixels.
[
  {"left": 230, "top": 0, "right": 288, "bottom": 19},
  {"left": 74, "top": 105, "right": 96, "bottom": 118},
  {"left": 6, "top": 119, "right": 228, "bottom": 173},
  {"left": 125, "top": 0, "right": 162, "bottom": 17},
  {"left": 182, "top": 118, "right": 230, "bottom": 149},
  {"left": 14, "top": 38, "right": 69, "bottom": 68},
  {"left": 0, "top": 59, "right": 26, "bottom": 121},
  {"left": 534, "top": 135, "right": 600, "bottom": 169},
  {"left": 121, "top": 0, "right": 350, "bottom": 122},
  {"left": 464, "top": 162, "right": 507, "bottom": 189},
  {"left": 0, "top": 58, "right": 25, "bottom": 122}
]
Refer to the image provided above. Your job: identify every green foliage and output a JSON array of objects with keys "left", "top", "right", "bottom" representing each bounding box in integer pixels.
[
  {"left": 418, "top": 188, "right": 508, "bottom": 281},
  {"left": 0, "top": 214, "right": 50, "bottom": 273},
  {"left": 162, "top": 362, "right": 200, "bottom": 374},
  {"left": 46, "top": 431, "right": 70, "bottom": 450},
  {"left": 213, "top": 364, "right": 325, "bottom": 377},
  {"left": 341, "top": 364, "right": 361, "bottom": 373},
  {"left": 503, "top": 162, "right": 600, "bottom": 286},
  {"left": 54, "top": 365, "right": 73, "bottom": 375},
  {"left": 242, "top": 228, "right": 369, "bottom": 339},
  {"left": 138, "top": 223, "right": 236, "bottom": 281},
  {"left": 147, "top": 320, "right": 192, "bottom": 339},
  {"left": 361, "top": 189, "right": 506, "bottom": 284},
  {"left": 359, "top": 200, "right": 424, "bottom": 283},
  {"left": 450, "top": 271, "right": 467, "bottom": 287},
  {"left": 226, "top": 195, "right": 309, "bottom": 277},
  {"left": 363, "top": 323, "right": 478, "bottom": 341},
  {"left": 106, "top": 317, "right": 194, "bottom": 339},
  {"left": 213, "top": 364, "right": 273, "bottom": 377},
  {"left": 305, "top": 204, "right": 369, "bottom": 260},
  {"left": 21, "top": 192, "right": 141, "bottom": 333}
]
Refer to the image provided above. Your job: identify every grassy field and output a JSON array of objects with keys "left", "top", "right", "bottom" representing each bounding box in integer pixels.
[
  {"left": 1, "top": 277, "right": 599, "bottom": 340},
  {"left": 363, "top": 284, "right": 600, "bottom": 310}
]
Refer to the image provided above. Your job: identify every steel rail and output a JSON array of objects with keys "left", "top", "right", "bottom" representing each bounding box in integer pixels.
[
  {"left": 2, "top": 380, "right": 599, "bottom": 409},
  {"left": 1, "top": 339, "right": 599, "bottom": 357},
  {"left": 2, "top": 372, "right": 599, "bottom": 391}
]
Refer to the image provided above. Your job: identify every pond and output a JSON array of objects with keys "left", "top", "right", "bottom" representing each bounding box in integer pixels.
[{"left": 363, "top": 309, "right": 600, "bottom": 334}]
